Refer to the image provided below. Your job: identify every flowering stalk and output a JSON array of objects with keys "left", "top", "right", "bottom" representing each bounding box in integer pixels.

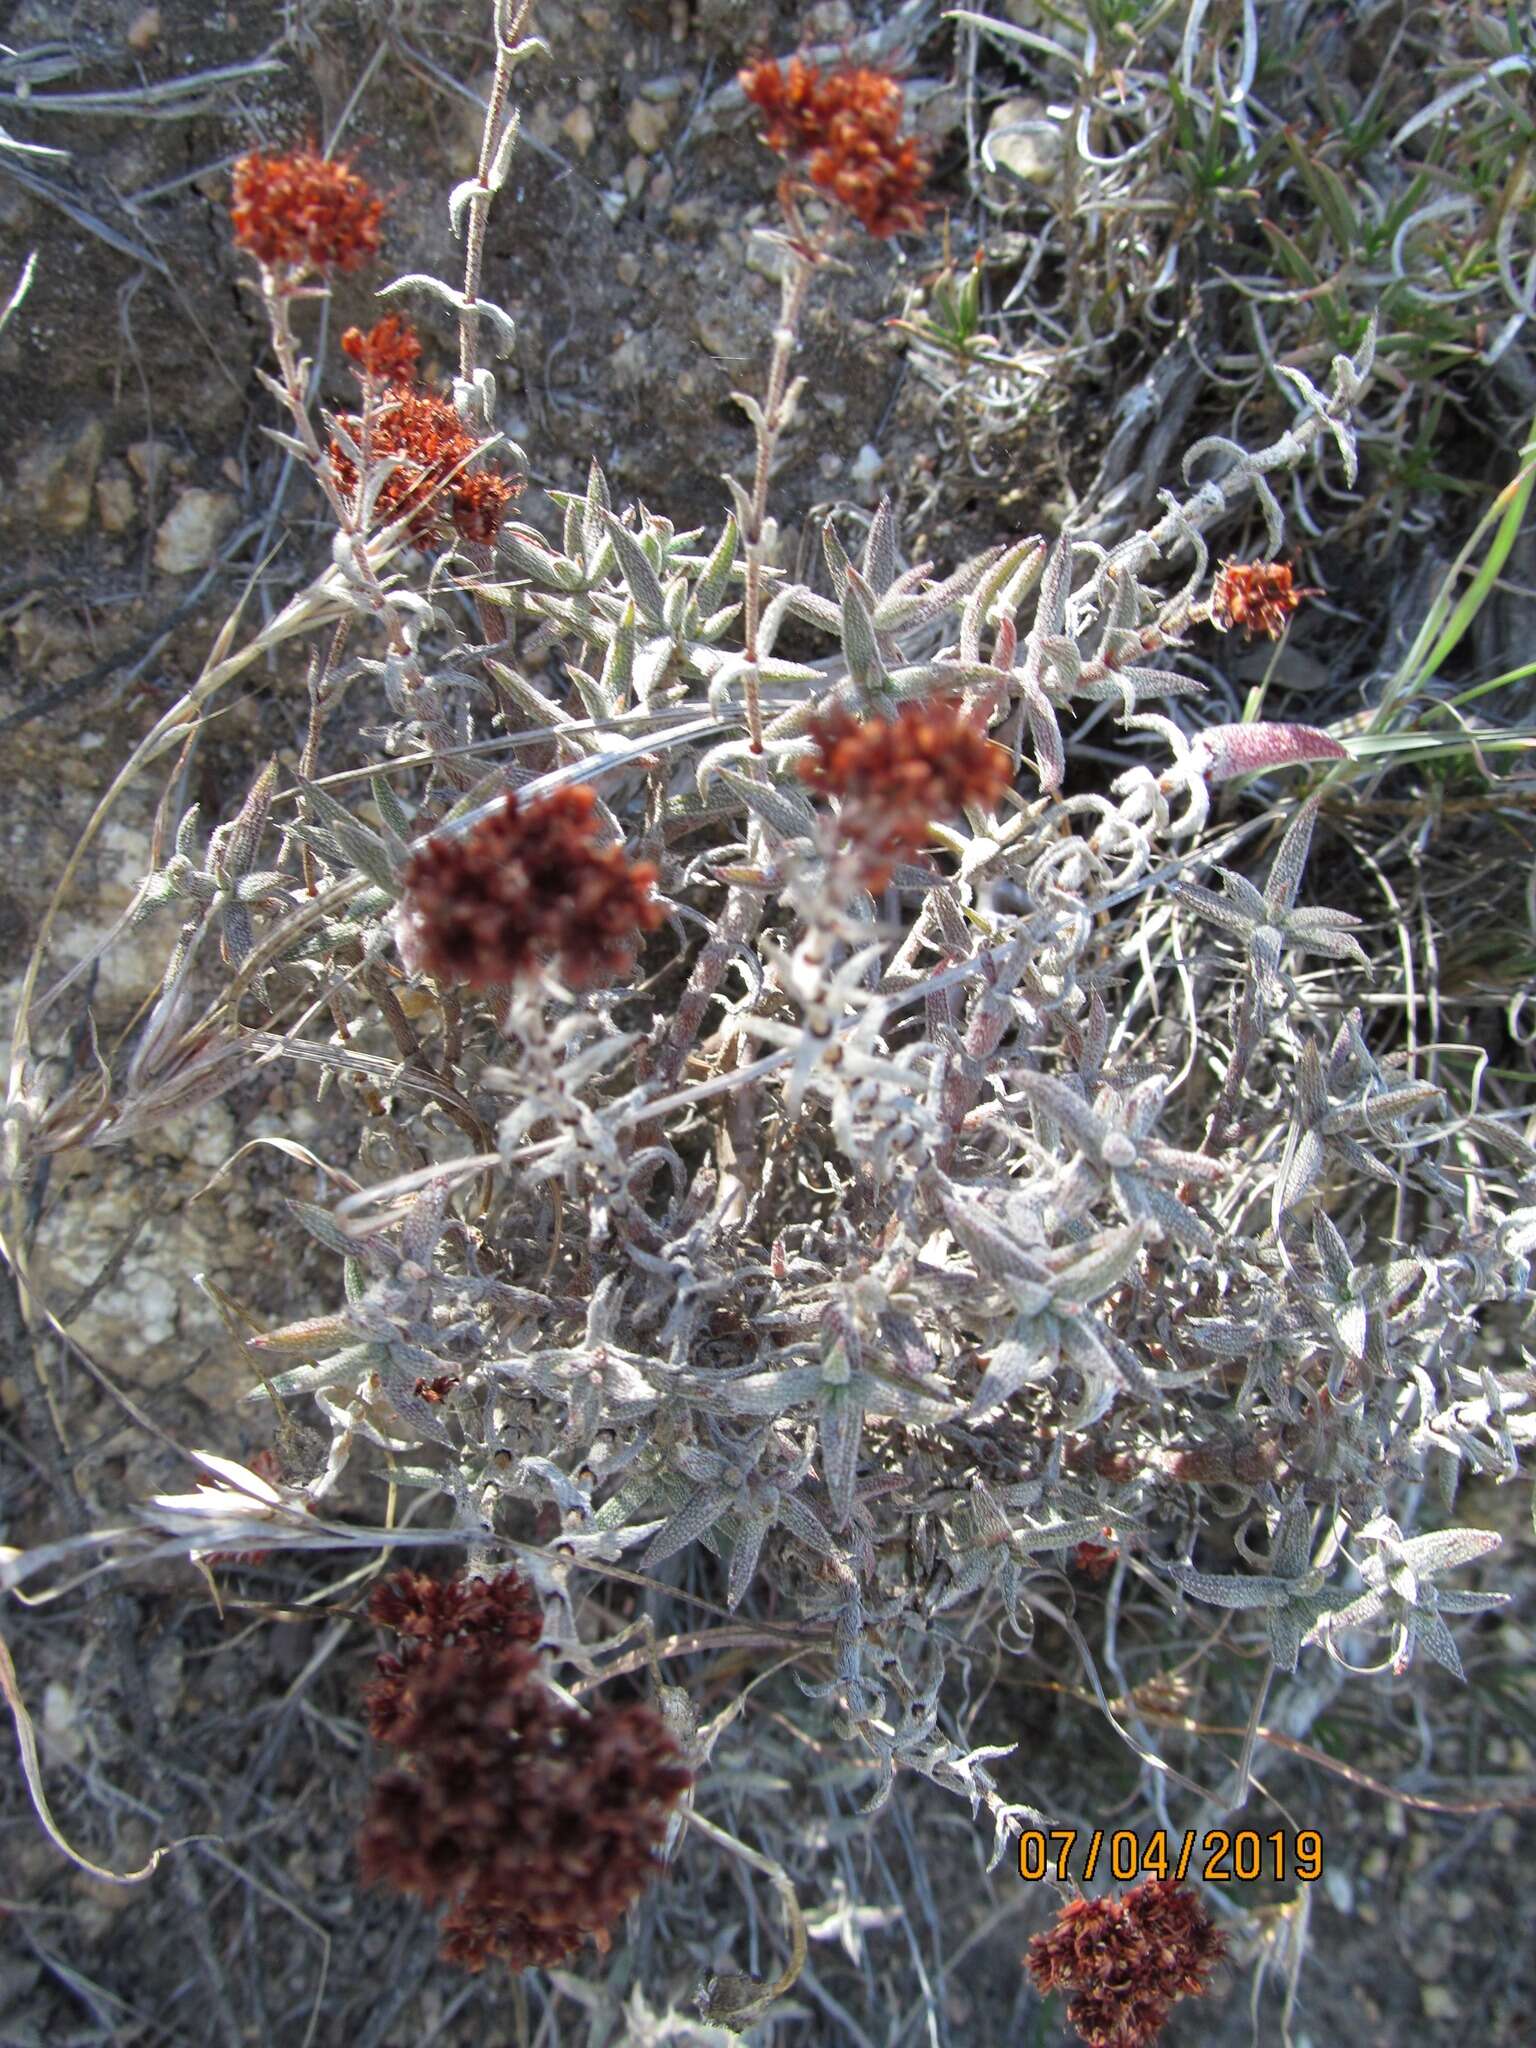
[
  {"left": 733, "top": 55, "right": 931, "bottom": 753},
  {"left": 453, "top": 0, "right": 541, "bottom": 395},
  {"left": 246, "top": 231, "right": 476, "bottom": 792},
  {"left": 738, "top": 242, "right": 817, "bottom": 756}
]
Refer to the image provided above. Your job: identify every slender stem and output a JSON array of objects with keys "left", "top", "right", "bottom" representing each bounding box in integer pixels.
[
  {"left": 1202, "top": 978, "right": 1263, "bottom": 1160},
  {"left": 263, "top": 277, "right": 473, "bottom": 791},
  {"left": 740, "top": 239, "right": 817, "bottom": 753},
  {"left": 298, "top": 617, "right": 351, "bottom": 898},
  {"left": 687, "top": 1807, "right": 808, "bottom": 2024},
  {"left": 458, "top": 0, "right": 537, "bottom": 388}
]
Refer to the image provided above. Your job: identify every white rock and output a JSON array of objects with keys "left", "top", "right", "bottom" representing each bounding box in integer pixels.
[
  {"left": 849, "top": 443, "right": 885, "bottom": 506},
  {"left": 626, "top": 96, "right": 672, "bottom": 156},
  {"left": 561, "top": 105, "right": 596, "bottom": 158},
  {"left": 96, "top": 469, "right": 137, "bottom": 534},
  {"left": 986, "top": 96, "right": 1065, "bottom": 187},
  {"left": 16, "top": 421, "right": 103, "bottom": 534},
  {"left": 126, "top": 438, "right": 168, "bottom": 488},
  {"left": 154, "top": 489, "right": 237, "bottom": 574},
  {"left": 43, "top": 1681, "right": 86, "bottom": 1762}
]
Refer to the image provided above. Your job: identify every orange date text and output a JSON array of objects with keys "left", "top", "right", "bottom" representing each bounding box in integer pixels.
[{"left": 1017, "top": 1828, "right": 1322, "bottom": 1885}]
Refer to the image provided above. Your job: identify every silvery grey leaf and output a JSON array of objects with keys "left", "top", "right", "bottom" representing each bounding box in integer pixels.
[
  {"left": 861, "top": 496, "right": 898, "bottom": 597},
  {"left": 1266, "top": 1608, "right": 1304, "bottom": 1673},
  {"left": 819, "top": 1383, "right": 862, "bottom": 1530},
  {"left": 1413, "top": 1610, "right": 1465, "bottom": 1678},
  {"left": 288, "top": 1198, "right": 373, "bottom": 1260},
  {"left": 598, "top": 510, "right": 667, "bottom": 627},
  {"left": 642, "top": 1486, "right": 733, "bottom": 1567},
  {"left": 959, "top": 535, "right": 1043, "bottom": 663},
  {"left": 500, "top": 529, "right": 586, "bottom": 591},
  {"left": 370, "top": 775, "right": 415, "bottom": 856},
  {"left": 1395, "top": 1526, "right": 1500, "bottom": 1575},
  {"left": 840, "top": 565, "right": 885, "bottom": 692},
  {"left": 1429, "top": 1586, "right": 1510, "bottom": 1615},
  {"left": 693, "top": 513, "right": 739, "bottom": 618},
  {"left": 712, "top": 1365, "right": 822, "bottom": 1415},
  {"left": 822, "top": 516, "right": 854, "bottom": 599},
  {"left": 582, "top": 456, "right": 612, "bottom": 557},
  {"left": 872, "top": 545, "right": 1004, "bottom": 635},
  {"left": 250, "top": 1344, "right": 379, "bottom": 1400},
  {"left": 776, "top": 1491, "right": 842, "bottom": 1563},
  {"left": 1012, "top": 1069, "right": 1113, "bottom": 1160},
  {"left": 1166, "top": 1562, "right": 1288, "bottom": 1609},
  {"left": 714, "top": 768, "right": 819, "bottom": 844},
  {"left": 727, "top": 1513, "right": 769, "bottom": 1609},
  {"left": 968, "top": 1331, "right": 1055, "bottom": 1413},
  {"left": 1264, "top": 794, "right": 1321, "bottom": 916},
  {"left": 937, "top": 1188, "right": 1051, "bottom": 1298},
  {"left": 1047, "top": 1223, "right": 1147, "bottom": 1306}
]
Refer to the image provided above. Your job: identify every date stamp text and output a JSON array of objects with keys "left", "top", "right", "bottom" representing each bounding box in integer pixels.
[{"left": 1018, "top": 1828, "right": 1321, "bottom": 1885}]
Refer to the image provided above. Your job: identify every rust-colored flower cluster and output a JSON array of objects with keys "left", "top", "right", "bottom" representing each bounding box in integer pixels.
[
  {"left": 230, "top": 148, "right": 384, "bottom": 278},
  {"left": 362, "top": 1567, "right": 543, "bottom": 1747},
  {"left": 358, "top": 1568, "right": 692, "bottom": 1974},
  {"left": 740, "top": 56, "right": 930, "bottom": 237},
  {"left": 1209, "top": 559, "right": 1320, "bottom": 640},
  {"left": 330, "top": 320, "right": 522, "bottom": 547},
  {"left": 340, "top": 312, "right": 422, "bottom": 385},
  {"left": 798, "top": 694, "right": 1012, "bottom": 886},
  {"left": 398, "top": 784, "right": 665, "bottom": 990},
  {"left": 1025, "top": 1878, "right": 1225, "bottom": 2048},
  {"left": 1070, "top": 1539, "right": 1120, "bottom": 1582}
]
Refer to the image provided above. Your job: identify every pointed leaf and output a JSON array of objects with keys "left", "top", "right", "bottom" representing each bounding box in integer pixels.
[
  {"left": 642, "top": 1486, "right": 732, "bottom": 1567},
  {"left": 694, "top": 513, "right": 739, "bottom": 618},
  {"left": 840, "top": 565, "right": 885, "bottom": 692},
  {"left": 1264, "top": 795, "right": 1321, "bottom": 916},
  {"left": 818, "top": 1384, "right": 863, "bottom": 1530},
  {"left": 599, "top": 509, "right": 667, "bottom": 628}
]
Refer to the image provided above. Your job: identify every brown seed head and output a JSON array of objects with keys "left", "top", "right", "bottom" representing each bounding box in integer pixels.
[
  {"left": 740, "top": 56, "right": 930, "bottom": 237},
  {"left": 363, "top": 1566, "right": 544, "bottom": 1745},
  {"left": 1025, "top": 1878, "right": 1225, "bottom": 2048},
  {"left": 1070, "top": 1539, "right": 1119, "bottom": 1582},
  {"left": 329, "top": 385, "right": 522, "bottom": 548},
  {"left": 358, "top": 1580, "right": 692, "bottom": 1975},
  {"left": 398, "top": 785, "right": 664, "bottom": 991},
  {"left": 1209, "top": 559, "right": 1321, "bottom": 640},
  {"left": 230, "top": 148, "right": 384, "bottom": 277},
  {"left": 799, "top": 694, "right": 1011, "bottom": 884}
]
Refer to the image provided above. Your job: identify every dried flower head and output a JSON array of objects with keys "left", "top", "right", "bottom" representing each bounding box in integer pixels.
[
  {"left": 411, "top": 1371, "right": 461, "bottom": 1405},
  {"left": 1209, "top": 559, "right": 1321, "bottom": 640},
  {"left": 740, "top": 56, "right": 930, "bottom": 237},
  {"left": 1026, "top": 1878, "right": 1225, "bottom": 2048},
  {"left": 799, "top": 694, "right": 1012, "bottom": 885},
  {"left": 1071, "top": 1539, "right": 1120, "bottom": 1582},
  {"left": 398, "top": 785, "right": 665, "bottom": 990},
  {"left": 363, "top": 1565, "right": 544, "bottom": 1744},
  {"left": 358, "top": 1587, "right": 692, "bottom": 1975},
  {"left": 368, "top": 1565, "right": 542, "bottom": 1651},
  {"left": 230, "top": 148, "right": 384, "bottom": 277},
  {"left": 340, "top": 313, "right": 423, "bottom": 386},
  {"left": 329, "top": 385, "right": 521, "bottom": 547}
]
